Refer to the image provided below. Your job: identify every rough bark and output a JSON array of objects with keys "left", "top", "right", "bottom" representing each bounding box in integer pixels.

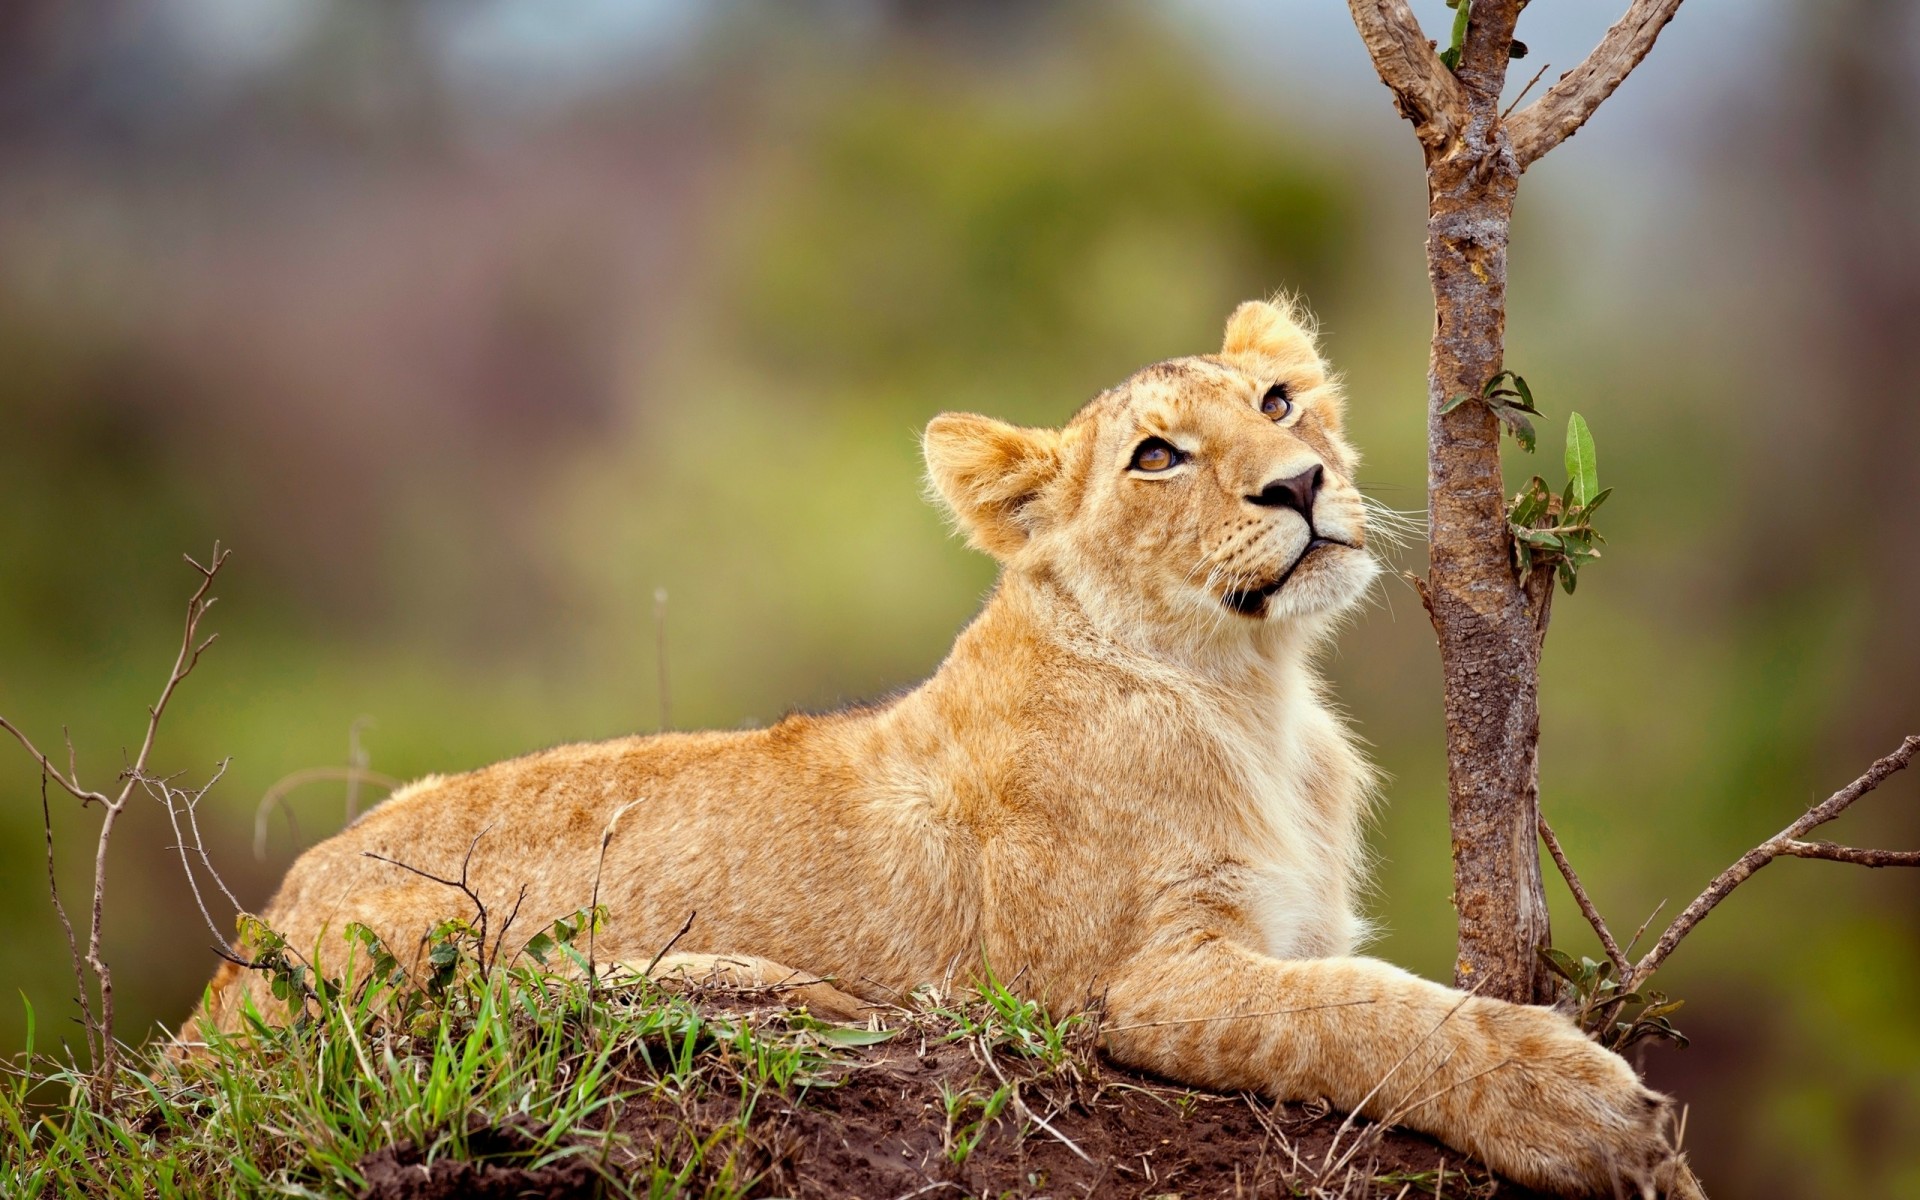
[{"left": 1419, "top": 3, "right": 1554, "bottom": 1004}]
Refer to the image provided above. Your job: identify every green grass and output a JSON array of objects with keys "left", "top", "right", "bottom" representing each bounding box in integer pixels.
[{"left": 0, "top": 915, "right": 859, "bottom": 1199}]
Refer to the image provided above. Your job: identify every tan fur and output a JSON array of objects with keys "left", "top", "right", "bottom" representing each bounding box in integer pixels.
[{"left": 191, "top": 300, "right": 1687, "bottom": 1196}]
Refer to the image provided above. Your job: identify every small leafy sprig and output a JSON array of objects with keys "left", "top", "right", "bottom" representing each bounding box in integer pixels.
[
  {"left": 1439, "top": 369, "right": 1542, "bottom": 451},
  {"left": 1437, "top": 0, "right": 1528, "bottom": 73},
  {"left": 1509, "top": 412, "right": 1612, "bottom": 594},
  {"left": 1539, "top": 947, "right": 1687, "bottom": 1053}
]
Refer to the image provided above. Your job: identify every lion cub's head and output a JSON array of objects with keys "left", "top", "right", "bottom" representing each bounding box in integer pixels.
[{"left": 924, "top": 298, "right": 1378, "bottom": 644}]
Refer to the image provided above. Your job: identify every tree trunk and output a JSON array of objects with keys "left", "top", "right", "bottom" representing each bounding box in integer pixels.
[{"left": 1419, "top": 2, "right": 1555, "bottom": 1004}]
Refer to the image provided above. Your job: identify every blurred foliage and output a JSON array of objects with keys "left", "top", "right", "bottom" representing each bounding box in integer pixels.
[{"left": 0, "top": 4, "right": 1916, "bottom": 1196}]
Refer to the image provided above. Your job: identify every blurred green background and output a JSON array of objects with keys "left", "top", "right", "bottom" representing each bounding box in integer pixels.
[{"left": 2, "top": 1, "right": 1916, "bottom": 1194}]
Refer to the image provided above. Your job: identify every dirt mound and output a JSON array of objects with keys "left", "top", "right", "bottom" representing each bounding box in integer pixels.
[
  {"left": 357, "top": 1024, "right": 1548, "bottom": 1199},
  {"left": 358, "top": 1117, "right": 600, "bottom": 1200}
]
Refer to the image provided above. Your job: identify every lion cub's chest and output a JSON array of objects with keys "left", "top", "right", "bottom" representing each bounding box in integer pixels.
[{"left": 1212, "top": 725, "right": 1363, "bottom": 961}]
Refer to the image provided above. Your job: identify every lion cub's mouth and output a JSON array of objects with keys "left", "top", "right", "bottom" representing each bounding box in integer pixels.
[{"left": 1221, "top": 537, "right": 1353, "bottom": 616}]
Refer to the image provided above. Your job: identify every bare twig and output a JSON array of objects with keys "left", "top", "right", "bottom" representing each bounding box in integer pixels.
[
  {"left": 1101, "top": 999, "right": 1375, "bottom": 1034},
  {"left": 41, "top": 773, "right": 96, "bottom": 1063},
  {"left": 1507, "top": 0, "right": 1688, "bottom": 169},
  {"left": 654, "top": 587, "right": 671, "bottom": 732},
  {"left": 980, "top": 1035, "right": 1095, "bottom": 1165},
  {"left": 492, "top": 883, "right": 531, "bottom": 970},
  {"left": 1501, "top": 60, "right": 1552, "bottom": 122},
  {"left": 588, "top": 799, "right": 639, "bottom": 1014},
  {"left": 1, "top": 544, "right": 234, "bottom": 1106},
  {"left": 1623, "top": 899, "right": 1666, "bottom": 957},
  {"left": 1, "top": 717, "right": 112, "bottom": 807},
  {"left": 1627, "top": 735, "right": 1920, "bottom": 993},
  {"left": 145, "top": 759, "right": 241, "bottom": 953},
  {"left": 362, "top": 826, "right": 493, "bottom": 968},
  {"left": 253, "top": 765, "right": 402, "bottom": 860},
  {"left": 1320, "top": 986, "right": 1478, "bottom": 1178},
  {"left": 644, "top": 910, "right": 698, "bottom": 980},
  {"left": 1774, "top": 840, "right": 1920, "bottom": 867},
  {"left": 345, "top": 716, "right": 373, "bottom": 823},
  {"left": 1345, "top": 0, "right": 1467, "bottom": 150},
  {"left": 1538, "top": 813, "right": 1630, "bottom": 977}
]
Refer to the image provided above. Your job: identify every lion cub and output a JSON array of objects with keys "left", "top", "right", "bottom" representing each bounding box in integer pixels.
[{"left": 197, "top": 300, "right": 1692, "bottom": 1196}]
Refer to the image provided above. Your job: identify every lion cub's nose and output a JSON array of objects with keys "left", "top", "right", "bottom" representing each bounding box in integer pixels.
[{"left": 1247, "top": 465, "right": 1324, "bottom": 518}]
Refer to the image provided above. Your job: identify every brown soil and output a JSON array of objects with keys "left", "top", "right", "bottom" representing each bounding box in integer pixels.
[{"left": 356, "top": 1009, "right": 1554, "bottom": 1200}]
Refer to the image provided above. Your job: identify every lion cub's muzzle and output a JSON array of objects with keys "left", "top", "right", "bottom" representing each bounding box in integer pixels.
[
  {"left": 1219, "top": 463, "right": 1359, "bottom": 617},
  {"left": 1221, "top": 536, "right": 1353, "bottom": 616}
]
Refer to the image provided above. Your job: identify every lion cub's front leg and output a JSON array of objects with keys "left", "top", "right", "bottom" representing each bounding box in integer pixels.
[{"left": 1101, "top": 939, "right": 1698, "bottom": 1198}]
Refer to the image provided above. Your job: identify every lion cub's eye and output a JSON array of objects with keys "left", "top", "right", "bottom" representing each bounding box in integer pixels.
[
  {"left": 1261, "top": 383, "right": 1293, "bottom": 420},
  {"left": 1129, "top": 437, "right": 1186, "bottom": 473}
]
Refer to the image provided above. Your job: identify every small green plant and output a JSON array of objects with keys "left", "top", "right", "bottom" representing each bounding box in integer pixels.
[
  {"left": 938, "top": 1081, "right": 1013, "bottom": 1165},
  {"left": 1439, "top": 369, "right": 1542, "bottom": 451},
  {"left": 1538, "top": 947, "right": 1687, "bottom": 1053},
  {"left": 1436, "top": 0, "right": 1527, "bottom": 73},
  {"left": 1508, "top": 411, "right": 1613, "bottom": 594},
  {"left": 937, "top": 959, "right": 1083, "bottom": 1070}
]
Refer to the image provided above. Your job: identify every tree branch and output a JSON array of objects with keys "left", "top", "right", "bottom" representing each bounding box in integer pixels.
[
  {"left": 1627, "top": 735, "right": 1920, "bottom": 992},
  {"left": 1507, "top": 0, "right": 1688, "bottom": 169},
  {"left": 1776, "top": 840, "right": 1920, "bottom": 868},
  {"left": 1346, "top": 0, "right": 1468, "bottom": 150},
  {"left": 1538, "top": 813, "right": 1630, "bottom": 977}
]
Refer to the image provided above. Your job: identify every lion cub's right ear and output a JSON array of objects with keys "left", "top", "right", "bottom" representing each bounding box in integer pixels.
[{"left": 923, "top": 413, "right": 1063, "bottom": 559}]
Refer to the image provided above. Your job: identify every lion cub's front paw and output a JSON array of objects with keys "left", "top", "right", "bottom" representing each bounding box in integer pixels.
[{"left": 1460, "top": 1001, "right": 1696, "bottom": 1198}]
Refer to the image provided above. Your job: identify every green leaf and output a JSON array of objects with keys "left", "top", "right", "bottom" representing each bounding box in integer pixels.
[
  {"left": 816, "top": 1026, "right": 899, "bottom": 1047},
  {"left": 1564, "top": 412, "right": 1599, "bottom": 505},
  {"left": 522, "top": 932, "right": 554, "bottom": 966},
  {"left": 1497, "top": 407, "right": 1536, "bottom": 452},
  {"left": 1508, "top": 373, "right": 1538, "bottom": 413},
  {"left": 1581, "top": 487, "right": 1613, "bottom": 518},
  {"left": 1439, "top": 392, "right": 1477, "bottom": 415},
  {"left": 1538, "top": 946, "right": 1582, "bottom": 981},
  {"left": 1558, "top": 559, "right": 1578, "bottom": 594}
]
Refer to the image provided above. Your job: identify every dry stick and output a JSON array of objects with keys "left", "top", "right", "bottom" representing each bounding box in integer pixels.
[
  {"left": 585, "top": 799, "right": 640, "bottom": 1025},
  {"left": 41, "top": 773, "right": 96, "bottom": 1064},
  {"left": 643, "top": 910, "right": 698, "bottom": 980},
  {"left": 344, "top": 715, "right": 373, "bottom": 824},
  {"left": 1538, "top": 813, "right": 1630, "bottom": 978},
  {"left": 1507, "top": 0, "right": 1688, "bottom": 169},
  {"left": 1623, "top": 898, "right": 1667, "bottom": 957},
  {"left": 1102, "top": 998, "right": 1375, "bottom": 1034},
  {"left": 491, "top": 884, "right": 531, "bottom": 972},
  {"left": 1501, "top": 60, "right": 1552, "bottom": 122},
  {"left": 362, "top": 826, "right": 493, "bottom": 968},
  {"left": 1321, "top": 987, "right": 1478, "bottom": 1178},
  {"left": 1626, "top": 734, "right": 1920, "bottom": 994},
  {"left": 654, "top": 587, "right": 671, "bottom": 733},
  {"left": 979, "top": 1037, "right": 1095, "bottom": 1166},
  {"left": 148, "top": 760, "right": 242, "bottom": 955},
  {"left": 252, "top": 766, "right": 402, "bottom": 860}
]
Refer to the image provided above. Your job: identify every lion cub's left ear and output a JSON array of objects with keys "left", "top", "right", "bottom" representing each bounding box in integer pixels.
[
  {"left": 1222, "top": 298, "right": 1322, "bottom": 367},
  {"left": 923, "top": 413, "right": 1062, "bottom": 559}
]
